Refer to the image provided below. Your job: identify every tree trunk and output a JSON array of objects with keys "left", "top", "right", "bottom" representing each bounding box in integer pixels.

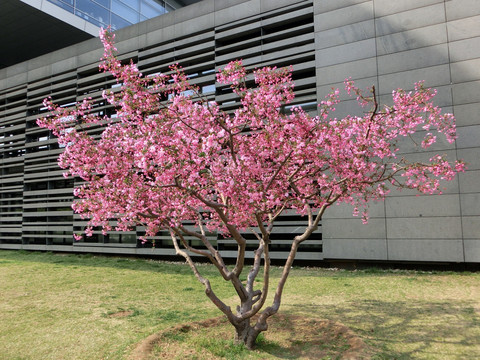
[{"left": 234, "top": 319, "right": 262, "bottom": 350}]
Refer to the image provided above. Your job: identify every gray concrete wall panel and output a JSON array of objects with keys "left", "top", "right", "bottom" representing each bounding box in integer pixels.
[
  {"left": 464, "top": 240, "right": 480, "bottom": 263},
  {"left": 447, "top": 15, "right": 480, "bottom": 42},
  {"left": 463, "top": 217, "right": 480, "bottom": 239},
  {"left": 375, "top": 4, "right": 446, "bottom": 36},
  {"left": 460, "top": 193, "right": 480, "bottom": 216},
  {"left": 377, "top": 44, "right": 449, "bottom": 75},
  {"left": 315, "top": 20, "right": 375, "bottom": 50},
  {"left": 387, "top": 217, "right": 462, "bottom": 240},
  {"left": 173, "top": 0, "right": 214, "bottom": 22},
  {"left": 449, "top": 37, "right": 480, "bottom": 63},
  {"left": 260, "top": 0, "right": 306, "bottom": 12},
  {"left": 314, "top": 0, "right": 371, "bottom": 15},
  {"left": 445, "top": 0, "right": 480, "bottom": 21},
  {"left": 456, "top": 125, "right": 480, "bottom": 149},
  {"left": 394, "top": 131, "right": 456, "bottom": 155},
  {"left": 323, "top": 201, "right": 385, "bottom": 219},
  {"left": 376, "top": 24, "right": 447, "bottom": 56},
  {"left": 214, "top": 0, "right": 261, "bottom": 25},
  {"left": 453, "top": 81, "right": 480, "bottom": 105},
  {"left": 316, "top": 39, "right": 376, "bottom": 65},
  {"left": 323, "top": 218, "right": 386, "bottom": 239},
  {"left": 388, "top": 239, "right": 464, "bottom": 262},
  {"left": 373, "top": 0, "right": 443, "bottom": 18},
  {"left": 451, "top": 58, "right": 480, "bottom": 84},
  {"left": 214, "top": 0, "right": 248, "bottom": 11},
  {"left": 323, "top": 238, "right": 388, "bottom": 260},
  {"left": 459, "top": 170, "right": 480, "bottom": 193},
  {"left": 385, "top": 195, "right": 461, "bottom": 218},
  {"left": 314, "top": 2, "right": 374, "bottom": 32},
  {"left": 378, "top": 64, "right": 451, "bottom": 92},
  {"left": 174, "top": 14, "right": 215, "bottom": 38},
  {"left": 316, "top": 58, "right": 377, "bottom": 87}
]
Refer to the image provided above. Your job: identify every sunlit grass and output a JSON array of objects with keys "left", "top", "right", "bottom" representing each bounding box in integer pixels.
[{"left": 0, "top": 250, "right": 479, "bottom": 359}]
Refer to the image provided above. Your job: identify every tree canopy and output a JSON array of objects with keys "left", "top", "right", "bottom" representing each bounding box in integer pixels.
[{"left": 37, "top": 29, "right": 465, "bottom": 348}]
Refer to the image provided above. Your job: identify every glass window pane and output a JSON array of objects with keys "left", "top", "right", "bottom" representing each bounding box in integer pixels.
[
  {"left": 110, "top": 13, "right": 132, "bottom": 30},
  {"left": 121, "top": 0, "right": 140, "bottom": 11},
  {"left": 48, "top": 0, "right": 74, "bottom": 13},
  {"left": 76, "top": 0, "right": 110, "bottom": 25},
  {"left": 141, "top": 0, "right": 165, "bottom": 17},
  {"left": 93, "top": 0, "right": 110, "bottom": 8},
  {"left": 58, "top": 0, "right": 74, "bottom": 6},
  {"left": 202, "top": 84, "right": 216, "bottom": 94},
  {"left": 112, "top": 0, "right": 139, "bottom": 23},
  {"left": 75, "top": 9, "right": 105, "bottom": 27}
]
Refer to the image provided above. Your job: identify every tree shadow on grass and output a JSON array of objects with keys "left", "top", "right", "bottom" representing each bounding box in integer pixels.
[{"left": 290, "top": 299, "right": 480, "bottom": 359}]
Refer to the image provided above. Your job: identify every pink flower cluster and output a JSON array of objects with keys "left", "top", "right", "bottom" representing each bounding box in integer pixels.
[{"left": 37, "top": 28, "right": 465, "bottom": 241}]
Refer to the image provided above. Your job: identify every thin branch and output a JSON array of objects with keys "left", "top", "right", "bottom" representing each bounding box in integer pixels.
[
  {"left": 176, "top": 223, "right": 228, "bottom": 275},
  {"left": 172, "top": 177, "right": 248, "bottom": 278},
  {"left": 172, "top": 229, "right": 212, "bottom": 258},
  {"left": 270, "top": 201, "right": 289, "bottom": 224},
  {"left": 196, "top": 212, "right": 207, "bottom": 237},
  {"left": 248, "top": 227, "right": 262, "bottom": 241},
  {"left": 169, "top": 230, "right": 237, "bottom": 323},
  {"left": 265, "top": 150, "right": 293, "bottom": 192},
  {"left": 365, "top": 85, "right": 378, "bottom": 140}
]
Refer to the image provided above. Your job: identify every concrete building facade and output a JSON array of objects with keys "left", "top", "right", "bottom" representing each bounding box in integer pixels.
[{"left": 0, "top": 0, "right": 479, "bottom": 264}]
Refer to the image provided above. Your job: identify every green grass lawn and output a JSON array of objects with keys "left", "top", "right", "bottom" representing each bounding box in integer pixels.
[{"left": 0, "top": 250, "right": 479, "bottom": 359}]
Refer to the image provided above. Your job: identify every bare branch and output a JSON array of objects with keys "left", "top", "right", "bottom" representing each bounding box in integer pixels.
[
  {"left": 176, "top": 223, "right": 231, "bottom": 279},
  {"left": 246, "top": 241, "right": 264, "bottom": 293},
  {"left": 248, "top": 226, "right": 262, "bottom": 241},
  {"left": 241, "top": 238, "right": 271, "bottom": 320},
  {"left": 171, "top": 227, "right": 213, "bottom": 259},
  {"left": 197, "top": 212, "right": 207, "bottom": 237},
  {"left": 270, "top": 202, "right": 288, "bottom": 225},
  {"left": 169, "top": 230, "right": 237, "bottom": 323},
  {"left": 365, "top": 85, "right": 378, "bottom": 140},
  {"left": 172, "top": 178, "right": 247, "bottom": 277},
  {"left": 255, "top": 213, "right": 268, "bottom": 238}
]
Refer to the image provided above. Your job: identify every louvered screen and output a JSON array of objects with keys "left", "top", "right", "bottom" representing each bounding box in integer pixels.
[{"left": 0, "top": 0, "right": 321, "bottom": 260}]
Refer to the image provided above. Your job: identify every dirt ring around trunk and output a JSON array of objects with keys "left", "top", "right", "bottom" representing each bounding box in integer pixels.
[{"left": 129, "top": 314, "right": 371, "bottom": 359}]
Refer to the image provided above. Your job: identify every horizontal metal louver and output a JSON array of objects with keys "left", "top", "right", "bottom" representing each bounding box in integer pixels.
[{"left": 0, "top": 0, "right": 321, "bottom": 260}]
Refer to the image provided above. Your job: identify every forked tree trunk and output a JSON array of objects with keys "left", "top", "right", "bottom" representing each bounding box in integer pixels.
[{"left": 233, "top": 319, "right": 262, "bottom": 350}]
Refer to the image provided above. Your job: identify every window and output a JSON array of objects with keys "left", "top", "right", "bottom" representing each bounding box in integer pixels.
[
  {"left": 76, "top": 0, "right": 110, "bottom": 26},
  {"left": 112, "top": 0, "right": 139, "bottom": 23}
]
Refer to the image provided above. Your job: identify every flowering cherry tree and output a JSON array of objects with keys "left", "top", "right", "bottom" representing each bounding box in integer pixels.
[{"left": 38, "top": 29, "right": 465, "bottom": 348}]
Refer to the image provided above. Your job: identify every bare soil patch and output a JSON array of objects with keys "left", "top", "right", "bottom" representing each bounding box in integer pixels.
[
  {"left": 130, "top": 314, "right": 371, "bottom": 359},
  {"left": 108, "top": 310, "right": 134, "bottom": 318}
]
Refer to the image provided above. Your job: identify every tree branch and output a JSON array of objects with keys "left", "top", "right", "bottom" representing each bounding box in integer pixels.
[
  {"left": 265, "top": 150, "right": 293, "bottom": 192},
  {"left": 169, "top": 230, "right": 237, "bottom": 323},
  {"left": 246, "top": 238, "right": 271, "bottom": 318}
]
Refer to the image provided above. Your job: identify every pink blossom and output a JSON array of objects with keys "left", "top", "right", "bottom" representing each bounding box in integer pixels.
[{"left": 37, "top": 28, "right": 465, "bottom": 241}]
